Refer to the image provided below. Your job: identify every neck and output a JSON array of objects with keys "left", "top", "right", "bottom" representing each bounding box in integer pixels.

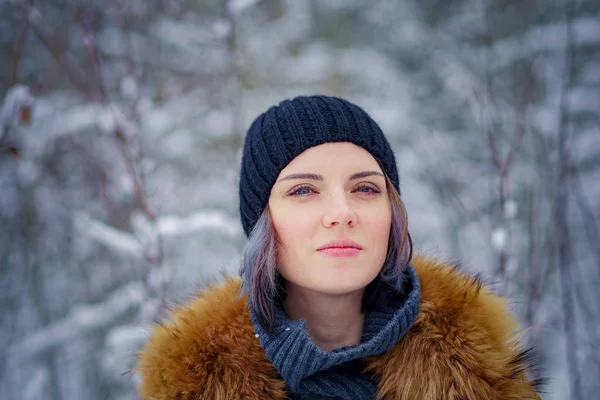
[{"left": 283, "top": 284, "right": 365, "bottom": 351}]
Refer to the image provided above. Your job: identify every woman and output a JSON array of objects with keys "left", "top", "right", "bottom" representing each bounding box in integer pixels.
[{"left": 136, "top": 95, "right": 543, "bottom": 399}]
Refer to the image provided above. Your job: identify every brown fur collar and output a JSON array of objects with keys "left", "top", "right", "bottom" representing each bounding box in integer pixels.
[{"left": 136, "top": 254, "right": 543, "bottom": 399}]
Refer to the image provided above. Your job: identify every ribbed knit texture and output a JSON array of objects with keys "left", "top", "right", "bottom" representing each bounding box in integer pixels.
[
  {"left": 239, "top": 95, "right": 400, "bottom": 237},
  {"left": 250, "top": 266, "right": 421, "bottom": 399}
]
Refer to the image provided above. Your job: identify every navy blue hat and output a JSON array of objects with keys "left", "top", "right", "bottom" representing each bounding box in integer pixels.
[{"left": 239, "top": 95, "right": 400, "bottom": 237}]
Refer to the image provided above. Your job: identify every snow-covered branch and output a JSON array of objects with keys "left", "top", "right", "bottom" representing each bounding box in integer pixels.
[
  {"left": 0, "top": 84, "right": 33, "bottom": 130},
  {"left": 157, "top": 209, "right": 242, "bottom": 238},
  {"left": 11, "top": 207, "right": 242, "bottom": 363},
  {"left": 6, "top": 281, "right": 146, "bottom": 363},
  {"left": 74, "top": 209, "right": 241, "bottom": 256},
  {"left": 484, "top": 16, "right": 600, "bottom": 70},
  {"left": 228, "top": 0, "right": 261, "bottom": 15},
  {"left": 1, "top": 84, "right": 34, "bottom": 156},
  {"left": 74, "top": 212, "right": 142, "bottom": 256}
]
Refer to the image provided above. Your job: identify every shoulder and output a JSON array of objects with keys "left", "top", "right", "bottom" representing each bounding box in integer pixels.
[
  {"left": 370, "top": 254, "right": 544, "bottom": 400},
  {"left": 414, "top": 254, "right": 515, "bottom": 329},
  {"left": 135, "top": 277, "right": 287, "bottom": 400}
]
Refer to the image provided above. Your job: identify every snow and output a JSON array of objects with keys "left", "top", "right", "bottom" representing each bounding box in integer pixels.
[
  {"left": 486, "top": 16, "right": 600, "bottom": 70},
  {"left": 228, "top": 0, "right": 261, "bottom": 14},
  {"left": 7, "top": 282, "right": 146, "bottom": 363},
  {"left": 278, "top": 42, "right": 333, "bottom": 83},
  {"left": 160, "top": 129, "right": 195, "bottom": 158},
  {"left": 157, "top": 209, "right": 242, "bottom": 238},
  {"left": 2, "top": 2, "right": 598, "bottom": 399},
  {"left": 504, "top": 199, "right": 518, "bottom": 219},
  {"left": 203, "top": 109, "right": 234, "bottom": 137},
  {"left": 73, "top": 209, "right": 241, "bottom": 257},
  {"left": 0, "top": 84, "right": 34, "bottom": 128},
  {"left": 22, "top": 367, "right": 49, "bottom": 400},
  {"left": 120, "top": 76, "right": 139, "bottom": 99},
  {"left": 74, "top": 213, "right": 142, "bottom": 256},
  {"left": 16, "top": 159, "right": 42, "bottom": 186},
  {"left": 151, "top": 17, "right": 231, "bottom": 49},
  {"left": 101, "top": 324, "right": 149, "bottom": 378},
  {"left": 26, "top": 5, "right": 42, "bottom": 25},
  {"left": 491, "top": 227, "right": 507, "bottom": 252},
  {"left": 16, "top": 102, "right": 125, "bottom": 158},
  {"left": 96, "top": 27, "right": 147, "bottom": 58}
]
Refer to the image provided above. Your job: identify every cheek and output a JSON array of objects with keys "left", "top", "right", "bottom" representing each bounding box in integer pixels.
[
  {"left": 365, "top": 207, "right": 392, "bottom": 245},
  {"left": 272, "top": 219, "right": 312, "bottom": 280},
  {"left": 271, "top": 207, "right": 316, "bottom": 257}
]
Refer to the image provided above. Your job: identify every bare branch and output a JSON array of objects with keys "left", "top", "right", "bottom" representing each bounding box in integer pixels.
[
  {"left": 500, "top": 61, "right": 534, "bottom": 177},
  {"left": 6, "top": 281, "right": 146, "bottom": 363},
  {"left": 23, "top": 6, "right": 95, "bottom": 98},
  {"left": 77, "top": 9, "right": 109, "bottom": 103},
  {"left": 525, "top": 187, "right": 542, "bottom": 327},
  {"left": 555, "top": 1, "right": 583, "bottom": 398},
  {"left": 225, "top": 0, "right": 245, "bottom": 153},
  {"left": 10, "top": 25, "right": 30, "bottom": 85},
  {"left": 569, "top": 172, "right": 600, "bottom": 267}
]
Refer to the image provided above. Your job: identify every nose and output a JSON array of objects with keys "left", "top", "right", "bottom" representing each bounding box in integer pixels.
[{"left": 322, "top": 192, "right": 357, "bottom": 228}]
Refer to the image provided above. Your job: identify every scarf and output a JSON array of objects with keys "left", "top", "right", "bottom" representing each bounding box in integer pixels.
[{"left": 250, "top": 265, "right": 421, "bottom": 399}]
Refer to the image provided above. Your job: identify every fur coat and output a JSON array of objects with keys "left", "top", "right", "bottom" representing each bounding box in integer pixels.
[{"left": 136, "top": 254, "right": 543, "bottom": 399}]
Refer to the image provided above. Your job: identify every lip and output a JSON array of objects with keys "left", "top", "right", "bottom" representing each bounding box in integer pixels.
[
  {"left": 317, "top": 239, "right": 363, "bottom": 257},
  {"left": 317, "top": 239, "right": 363, "bottom": 251},
  {"left": 318, "top": 247, "right": 362, "bottom": 257}
]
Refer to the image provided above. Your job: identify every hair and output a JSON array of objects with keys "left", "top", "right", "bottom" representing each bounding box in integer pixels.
[{"left": 239, "top": 173, "right": 413, "bottom": 332}]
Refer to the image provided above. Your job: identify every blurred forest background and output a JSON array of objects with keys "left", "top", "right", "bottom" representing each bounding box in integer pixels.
[{"left": 1, "top": 0, "right": 598, "bottom": 399}]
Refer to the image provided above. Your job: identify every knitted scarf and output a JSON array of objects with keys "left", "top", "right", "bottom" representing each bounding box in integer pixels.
[{"left": 250, "top": 266, "right": 421, "bottom": 399}]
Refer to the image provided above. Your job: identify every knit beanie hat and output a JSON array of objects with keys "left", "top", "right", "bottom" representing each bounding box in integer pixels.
[{"left": 239, "top": 95, "right": 400, "bottom": 237}]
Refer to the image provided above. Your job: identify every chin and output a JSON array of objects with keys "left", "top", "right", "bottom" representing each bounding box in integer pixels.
[
  {"left": 308, "top": 274, "right": 377, "bottom": 295},
  {"left": 281, "top": 258, "right": 382, "bottom": 295}
]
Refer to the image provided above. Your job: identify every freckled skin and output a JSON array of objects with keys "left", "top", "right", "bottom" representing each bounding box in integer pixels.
[{"left": 268, "top": 142, "right": 392, "bottom": 295}]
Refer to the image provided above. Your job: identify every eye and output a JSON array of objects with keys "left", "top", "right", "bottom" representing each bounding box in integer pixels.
[
  {"left": 354, "top": 183, "right": 381, "bottom": 195},
  {"left": 288, "top": 184, "right": 316, "bottom": 196}
]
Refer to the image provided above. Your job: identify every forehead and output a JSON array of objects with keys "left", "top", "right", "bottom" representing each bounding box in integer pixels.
[{"left": 281, "top": 142, "right": 381, "bottom": 172}]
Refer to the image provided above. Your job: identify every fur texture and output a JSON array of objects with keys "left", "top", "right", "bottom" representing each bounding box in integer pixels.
[{"left": 136, "top": 255, "right": 542, "bottom": 399}]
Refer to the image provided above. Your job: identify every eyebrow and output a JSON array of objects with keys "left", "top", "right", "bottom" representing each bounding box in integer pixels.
[{"left": 277, "top": 171, "right": 384, "bottom": 183}]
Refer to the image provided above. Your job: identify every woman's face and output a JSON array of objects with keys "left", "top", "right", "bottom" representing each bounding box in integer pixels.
[{"left": 268, "top": 142, "right": 392, "bottom": 295}]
